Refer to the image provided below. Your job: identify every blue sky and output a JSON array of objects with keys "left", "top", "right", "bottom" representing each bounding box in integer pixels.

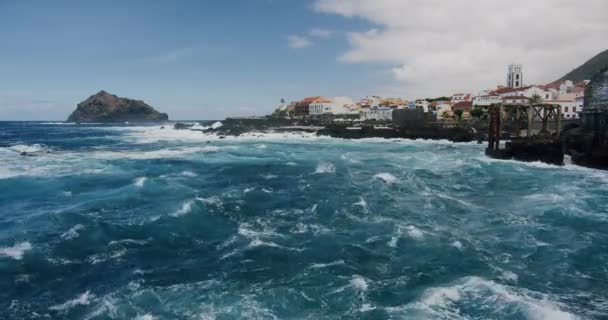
[
  {"left": 1, "top": 0, "right": 606, "bottom": 120},
  {"left": 0, "top": 0, "right": 383, "bottom": 120}
]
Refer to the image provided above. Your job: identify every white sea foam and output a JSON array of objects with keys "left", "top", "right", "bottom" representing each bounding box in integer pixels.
[
  {"left": 133, "top": 176, "right": 147, "bottom": 187},
  {"left": 244, "top": 187, "right": 255, "bottom": 193},
  {"left": 373, "top": 172, "right": 398, "bottom": 184},
  {"left": 353, "top": 197, "right": 368, "bottom": 210},
  {"left": 315, "top": 161, "right": 336, "bottom": 174},
  {"left": 181, "top": 171, "right": 197, "bottom": 177},
  {"left": 436, "top": 192, "right": 475, "bottom": 207},
  {"left": 406, "top": 225, "right": 425, "bottom": 240},
  {"left": 61, "top": 224, "right": 85, "bottom": 240},
  {"left": 133, "top": 314, "right": 156, "bottom": 320},
  {"left": 108, "top": 238, "right": 149, "bottom": 246},
  {"left": 0, "top": 242, "right": 32, "bottom": 260},
  {"left": 49, "top": 291, "right": 94, "bottom": 311},
  {"left": 387, "top": 235, "right": 399, "bottom": 248},
  {"left": 451, "top": 241, "right": 463, "bottom": 250},
  {"left": 500, "top": 270, "right": 519, "bottom": 282},
  {"left": 402, "top": 276, "right": 578, "bottom": 320},
  {"left": 310, "top": 260, "right": 345, "bottom": 269},
  {"left": 171, "top": 200, "right": 195, "bottom": 217},
  {"left": 196, "top": 196, "right": 222, "bottom": 206},
  {"left": 350, "top": 275, "right": 369, "bottom": 291},
  {"left": 8, "top": 144, "right": 49, "bottom": 154}
]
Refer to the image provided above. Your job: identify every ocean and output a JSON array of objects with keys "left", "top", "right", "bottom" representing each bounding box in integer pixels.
[{"left": 1, "top": 121, "right": 607, "bottom": 319}]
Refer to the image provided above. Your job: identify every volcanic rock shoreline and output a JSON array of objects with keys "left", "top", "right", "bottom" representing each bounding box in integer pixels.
[
  {"left": 174, "top": 118, "right": 481, "bottom": 143},
  {"left": 176, "top": 118, "right": 608, "bottom": 170}
]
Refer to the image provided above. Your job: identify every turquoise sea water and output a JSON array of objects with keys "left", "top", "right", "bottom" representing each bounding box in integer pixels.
[{"left": 1, "top": 122, "right": 608, "bottom": 319}]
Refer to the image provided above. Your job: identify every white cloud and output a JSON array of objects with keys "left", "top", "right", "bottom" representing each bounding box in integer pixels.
[
  {"left": 287, "top": 35, "right": 313, "bottom": 49},
  {"left": 314, "top": 0, "right": 608, "bottom": 97},
  {"left": 309, "top": 28, "right": 333, "bottom": 39}
]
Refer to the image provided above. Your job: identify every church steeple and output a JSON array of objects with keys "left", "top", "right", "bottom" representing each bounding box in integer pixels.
[{"left": 507, "top": 64, "right": 523, "bottom": 88}]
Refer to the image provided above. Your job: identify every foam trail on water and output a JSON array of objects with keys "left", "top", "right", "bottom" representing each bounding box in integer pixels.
[
  {"left": 0, "top": 242, "right": 32, "bottom": 260},
  {"left": 49, "top": 291, "right": 94, "bottom": 311},
  {"left": 133, "top": 177, "right": 147, "bottom": 187},
  {"left": 315, "top": 161, "right": 336, "bottom": 174},
  {"left": 374, "top": 173, "right": 398, "bottom": 184},
  {"left": 61, "top": 225, "right": 85, "bottom": 240},
  {"left": 171, "top": 200, "right": 195, "bottom": 217}
]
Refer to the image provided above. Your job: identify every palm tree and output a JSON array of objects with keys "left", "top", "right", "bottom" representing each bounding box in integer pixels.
[{"left": 530, "top": 94, "right": 543, "bottom": 105}]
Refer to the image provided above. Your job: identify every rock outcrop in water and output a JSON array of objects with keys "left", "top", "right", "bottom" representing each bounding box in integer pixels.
[
  {"left": 67, "top": 91, "right": 169, "bottom": 123},
  {"left": 560, "top": 68, "right": 608, "bottom": 170}
]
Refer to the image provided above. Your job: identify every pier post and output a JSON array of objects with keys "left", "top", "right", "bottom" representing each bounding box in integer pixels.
[
  {"left": 556, "top": 105, "right": 562, "bottom": 138},
  {"left": 497, "top": 104, "right": 503, "bottom": 149},
  {"left": 527, "top": 105, "right": 533, "bottom": 137},
  {"left": 488, "top": 105, "right": 495, "bottom": 150},
  {"left": 541, "top": 107, "right": 548, "bottom": 134},
  {"left": 515, "top": 107, "right": 521, "bottom": 137}
]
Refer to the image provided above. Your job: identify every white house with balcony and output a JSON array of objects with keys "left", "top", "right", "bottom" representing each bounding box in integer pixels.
[{"left": 451, "top": 93, "right": 472, "bottom": 105}]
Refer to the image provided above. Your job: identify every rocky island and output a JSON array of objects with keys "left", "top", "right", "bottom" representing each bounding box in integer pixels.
[{"left": 67, "top": 91, "right": 169, "bottom": 123}]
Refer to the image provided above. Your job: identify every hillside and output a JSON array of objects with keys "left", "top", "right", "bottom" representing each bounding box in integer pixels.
[{"left": 557, "top": 49, "right": 608, "bottom": 82}]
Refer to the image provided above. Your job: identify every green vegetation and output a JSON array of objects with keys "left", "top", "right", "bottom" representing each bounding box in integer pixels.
[
  {"left": 425, "top": 96, "right": 451, "bottom": 102},
  {"left": 470, "top": 107, "right": 484, "bottom": 119},
  {"left": 454, "top": 109, "right": 464, "bottom": 119},
  {"left": 530, "top": 94, "right": 543, "bottom": 105}
]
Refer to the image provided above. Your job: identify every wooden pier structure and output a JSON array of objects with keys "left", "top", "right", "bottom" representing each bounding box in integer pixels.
[{"left": 487, "top": 103, "right": 562, "bottom": 152}]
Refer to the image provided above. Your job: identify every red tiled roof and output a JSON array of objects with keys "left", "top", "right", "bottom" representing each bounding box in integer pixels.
[
  {"left": 491, "top": 86, "right": 532, "bottom": 95},
  {"left": 452, "top": 101, "right": 473, "bottom": 110},
  {"left": 300, "top": 96, "right": 322, "bottom": 104}
]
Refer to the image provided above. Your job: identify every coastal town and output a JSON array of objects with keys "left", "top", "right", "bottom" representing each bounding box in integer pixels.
[{"left": 270, "top": 64, "right": 588, "bottom": 125}]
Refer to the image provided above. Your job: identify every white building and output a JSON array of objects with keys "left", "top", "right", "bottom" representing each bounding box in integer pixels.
[
  {"left": 360, "top": 96, "right": 382, "bottom": 108},
  {"left": 507, "top": 64, "right": 523, "bottom": 88},
  {"left": 451, "top": 94, "right": 471, "bottom": 105},
  {"left": 502, "top": 96, "right": 531, "bottom": 105},
  {"left": 473, "top": 95, "right": 501, "bottom": 107},
  {"left": 309, "top": 97, "right": 334, "bottom": 116},
  {"left": 361, "top": 106, "right": 393, "bottom": 121},
  {"left": 435, "top": 103, "right": 452, "bottom": 120},
  {"left": 546, "top": 100, "right": 579, "bottom": 119},
  {"left": 415, "top": 99, "right": 430, "bottom": 112}
]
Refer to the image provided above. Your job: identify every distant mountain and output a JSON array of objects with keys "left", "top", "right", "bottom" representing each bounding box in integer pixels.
[
  {"left": 557, "top": 49, "right": 608, "bottom": 83},
  {"left": 67, "top": 91, "right": 169, "bottom": 123}
]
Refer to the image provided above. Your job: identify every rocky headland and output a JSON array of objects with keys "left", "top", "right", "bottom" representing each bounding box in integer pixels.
[{"left": 67, "top": 91, "right": 169, "bottom": 123}]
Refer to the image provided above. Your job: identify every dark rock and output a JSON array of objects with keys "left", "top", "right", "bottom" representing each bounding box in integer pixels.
[
  {"left": 67, "top": 91, "right": 169, "bottom": 123},
  {"left": 486, "top": 138, "right": 564, "bottom": 165},
  {"left": 317, "top": 125, "right": 476, "bottom": 142},
  {"left": 174, "top": 122, "right": 193, "bottom": 130},
  {"left": 562, "top": 124, "right": 608, "bottom": 169}
]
